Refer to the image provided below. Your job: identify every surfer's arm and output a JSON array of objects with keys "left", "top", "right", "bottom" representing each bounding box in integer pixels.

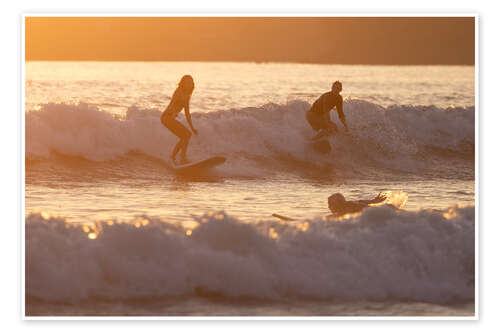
[
  {"left": 358, "top": 193, "right": 388, "bottom": 205},
  {"left": 183, "top": 99, "right": 198, "bottom": 135},
  {"left": 336, "top": 97, "right": 348, "bottom": 132}
]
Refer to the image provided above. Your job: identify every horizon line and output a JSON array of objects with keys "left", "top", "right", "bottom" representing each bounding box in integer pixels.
[{"left": 25, "top": 59, "right": 475, "bottom": 66}]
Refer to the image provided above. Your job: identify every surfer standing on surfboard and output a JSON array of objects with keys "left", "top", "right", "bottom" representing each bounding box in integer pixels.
[
  {"left": 306, "top": 81, "right": 349, "bottom": 140},
  {"left": 161, "top": 75, "right": 198, "bottom": 165}
]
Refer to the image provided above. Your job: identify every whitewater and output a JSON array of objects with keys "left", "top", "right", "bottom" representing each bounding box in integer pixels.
[
  {"left": 25, "top": 61, "right": 475, "bottom": 316},
  {"left": 26, "top": 99, "right": 474, "bottom": 174},
  {"left": 26, "top": 206, "right": 474, "bottom": 302}
]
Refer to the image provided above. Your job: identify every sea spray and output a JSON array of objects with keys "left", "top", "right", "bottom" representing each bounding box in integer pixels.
[
  {"left": 26, "top": 100, "right": 475, "bottom": 178},
  {"left": 26, "top": 205, "right": 474, "bottom": 303}
]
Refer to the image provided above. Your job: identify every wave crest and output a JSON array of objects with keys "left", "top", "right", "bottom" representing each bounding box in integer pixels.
[
  {"left": 25, "top": 100, "right": 475, "bottom": 176},
  {"left": 26, "top": 205, "right": 475, "bottom": 303}
]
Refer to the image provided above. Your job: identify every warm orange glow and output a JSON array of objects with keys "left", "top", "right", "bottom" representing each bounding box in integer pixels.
[
  {"left": 268, "top": 227, "right": 278, "bottom": 239},
  {"left": 296, "top": 222, "right": 309, "bottom": 232},
  {"left": 88, "top": 232, "right": 97, "bottom": 240},
  {"left": 331, "top": 212, "right": 363, "bottom": 221},
  {"left": 443, "top": 207, "right": 458, "bottom": 220},
  {"left": 25, "top": 17, "right": 475, "bottom": 65},
  {"left": 186, "top": 230, "right": 192, "bottom": 236}
]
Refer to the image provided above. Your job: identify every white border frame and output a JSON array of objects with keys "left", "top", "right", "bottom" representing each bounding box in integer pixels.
[{"left": 21, "top": 13, "right": 479, "bottom": 321}]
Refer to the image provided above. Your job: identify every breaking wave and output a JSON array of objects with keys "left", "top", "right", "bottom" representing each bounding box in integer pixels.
[
  {"left": 25, "top": 100, "right": 475, "bottom": 178},
  {"left": 26, "top": 205, "right": 475, "bottom": 304}
]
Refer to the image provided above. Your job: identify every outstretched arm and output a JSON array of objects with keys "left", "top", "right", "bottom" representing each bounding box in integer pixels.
[
  {"left": 337, "top": 97, "right": 348, "bottom": 132},
  {"left": 358, "top": 193, "right": 388, "bottom": 205}
]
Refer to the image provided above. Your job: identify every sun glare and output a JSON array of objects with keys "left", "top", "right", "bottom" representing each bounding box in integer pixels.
[
  {"left": 296, "top": 222, "right": 310, "bottom": 232},
  {"left": 268, "top": 227, "right": 278, "bottom": 239},
  {"left": 443, "top": 208, "right": 458, "bottom": 220}
]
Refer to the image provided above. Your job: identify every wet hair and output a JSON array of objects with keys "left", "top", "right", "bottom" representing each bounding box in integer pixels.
[
  {"left": 332, "top": 80, "right": 342, "bottom": 91},
  {"left": 328, "top": 193, "right": 346, "bottom": 212},
  {"left": 178, "top": 75, "right": 195, "bottom": 94}
]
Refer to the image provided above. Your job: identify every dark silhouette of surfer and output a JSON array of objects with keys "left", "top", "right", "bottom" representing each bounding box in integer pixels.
[
  {"left": 273, "top": 191, "right": 407, "bottom": 221},
  {"left": 328, "top": 192, "right": 393, "bottom": 216},
  {"left": 306, "top": 81, "right": 348, "bottom": 140},
  {"left": 161, "top": 75, "right": 198, "bottom": 165}
]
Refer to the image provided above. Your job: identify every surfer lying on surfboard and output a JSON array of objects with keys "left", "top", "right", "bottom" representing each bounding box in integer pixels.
[
  {"left": 306, "top": 81, "right": 349, "bottom": 140},
  {"left": 328, "top": 191, "right": 408, "bottom": 216},
  {"left": 328, "top": 192, "right": 389, "bottom": 216},
  {"left": 272, "top": 191, "right": 408, "bottom": 221},
  {"left": 161, "top": 75, "right": 198, "bottom": 165}
]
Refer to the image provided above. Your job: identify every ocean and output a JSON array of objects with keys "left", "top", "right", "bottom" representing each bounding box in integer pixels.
[{"left": 25, "top": 61, "right": 475, "bottom": 317}]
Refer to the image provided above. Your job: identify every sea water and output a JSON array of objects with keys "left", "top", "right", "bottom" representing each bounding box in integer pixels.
[{"left": 25, "top": 62, "right": 475, "bottom": 316}]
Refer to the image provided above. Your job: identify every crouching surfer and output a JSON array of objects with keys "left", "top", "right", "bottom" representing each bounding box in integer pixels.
[
  {"left": 306, "top": 81, "right": 349, "bottom": 140},
  {"left": 161, "top": 75, "right": 198, "bottom": 165}
]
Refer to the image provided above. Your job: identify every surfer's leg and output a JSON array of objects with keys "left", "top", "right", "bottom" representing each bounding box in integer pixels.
[
  {"left": 313, "top": 115, "right": 339, "bottom": 140},
  {"left": 326, "top": 120, "right": 339, "bottom": 135},
  {"left": 307, "top": 110, "right": 331, "bottom": 140},
  {"left": 306, "top": 110, "right": 322, "bottom": 131},
  {"left": 163, "top": 117, "right": 191, "bottom": 162},
  {"left": 179, "top": 130, "right": 192, "bottom": 163},
  {"left": 172, "top": 141, "right": 182, "bottom": 162}
]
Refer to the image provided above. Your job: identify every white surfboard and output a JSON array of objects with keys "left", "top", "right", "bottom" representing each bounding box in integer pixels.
[{"left": 172, "top": 156, "right": 226, "bottom": 174}]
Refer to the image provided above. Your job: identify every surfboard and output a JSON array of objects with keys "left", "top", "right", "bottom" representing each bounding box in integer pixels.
[
  {"left": 271, "top": 213, "right": 295, "bottom": 221},
  {"left": 172, "top": 156, "right": 226, "bottom": 174}
]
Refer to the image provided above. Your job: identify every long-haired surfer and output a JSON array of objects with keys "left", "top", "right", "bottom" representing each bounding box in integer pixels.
[
  {"left": 306, "top": 81, "right": 349, "bottom": 140},
  {"left": 161, "top": 75, "right": 198, "bottom": 165}
]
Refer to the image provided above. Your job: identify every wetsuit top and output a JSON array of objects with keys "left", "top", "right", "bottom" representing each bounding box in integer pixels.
[{"left": 310, "top": 91, "right": 344, "bottom": 120}]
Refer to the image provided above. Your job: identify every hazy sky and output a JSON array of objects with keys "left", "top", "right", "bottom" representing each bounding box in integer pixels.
[{"left": 25, "top": 17, "right": 475, "bottom": 65}]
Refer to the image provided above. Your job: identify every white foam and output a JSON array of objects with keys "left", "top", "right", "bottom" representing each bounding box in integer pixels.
[
  {"left": 26, "top": 205, "right": 474, "bottom": 303},
  {"left": 26, "top": 100, "right": 475, "bottom": 175}
]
